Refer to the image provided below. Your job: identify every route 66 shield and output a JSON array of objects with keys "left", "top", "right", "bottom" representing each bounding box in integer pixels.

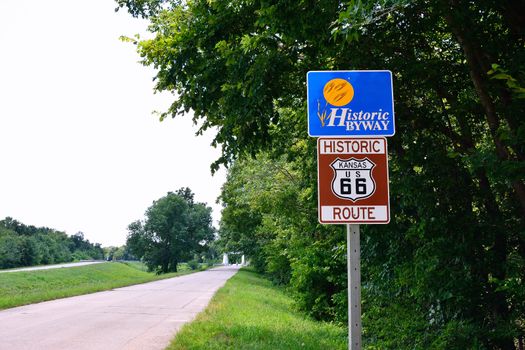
[{"left": 330, "top": 158, "right": 376, "bottom": 201}]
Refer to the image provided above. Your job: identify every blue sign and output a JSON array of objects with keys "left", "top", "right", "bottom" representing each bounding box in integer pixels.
[{"left": 307, "top": 71, "right": 395, "bottom": 137}]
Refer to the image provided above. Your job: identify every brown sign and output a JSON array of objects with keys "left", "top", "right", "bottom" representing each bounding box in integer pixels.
[{"left": 317, "top": 137, "right": 390, "bottom": 224}]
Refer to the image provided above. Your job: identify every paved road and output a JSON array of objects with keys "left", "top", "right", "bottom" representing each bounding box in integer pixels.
[
  {"left": 0, "top": 265, "right": 239, "bottom": 350},
  {"left": 0, "top": 261, "right": 105, "bottom": 273}
]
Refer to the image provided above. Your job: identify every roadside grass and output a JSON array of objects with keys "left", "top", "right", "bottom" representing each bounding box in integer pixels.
[
  {"left": 119, "top": 260, "right": 150, "bottom": 272},
  {"left": 168, "top": 268, "right": 347, "bottom": 350},
  {"left": 0, "top": 262, "right": 206, "bottom": 310},
  {"left": 120, "top": 261, "right": 209, "bottom": 273}
]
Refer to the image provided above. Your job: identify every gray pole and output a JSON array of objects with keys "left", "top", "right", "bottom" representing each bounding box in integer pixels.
[{"left": 347, "top": 224, "right": 362, "bottom": 349}]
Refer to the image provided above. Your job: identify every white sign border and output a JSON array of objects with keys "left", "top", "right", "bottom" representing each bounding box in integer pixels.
[
  {"left": 317, "top": 136, "right": 390, "bottom": 224},
  {"left": 307, "top": 70, "right": 396, "bottom": 138}
]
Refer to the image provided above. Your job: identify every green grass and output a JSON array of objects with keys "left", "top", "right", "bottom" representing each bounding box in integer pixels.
[
  {"left": 0, "top": 262, "right": 202, "bottom": 310},
  {"left": 119, "top": 261, "right": 210, "bottom": 273},
  {"left": 119, "top": 260, "right": 151, "bottom": 272},
  {"left": 167, "top": 268, "right": 347, "bottom": 350}
]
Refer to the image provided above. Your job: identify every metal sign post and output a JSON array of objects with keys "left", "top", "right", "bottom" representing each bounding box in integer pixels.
[{"left": 347, "top": 224, "right": 362, "bottom": 350}]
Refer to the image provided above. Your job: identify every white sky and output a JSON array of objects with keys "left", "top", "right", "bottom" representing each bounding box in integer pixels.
[{"left": 0, "top": 0, "right": 226, "bottom": 246}]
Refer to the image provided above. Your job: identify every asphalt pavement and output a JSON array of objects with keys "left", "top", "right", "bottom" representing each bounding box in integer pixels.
[
  {"left": 0, "top": 261, "right": 105, "bottom": 273},
  {"left": 0, "top": 265, "right": 240, "bottom": 350}
]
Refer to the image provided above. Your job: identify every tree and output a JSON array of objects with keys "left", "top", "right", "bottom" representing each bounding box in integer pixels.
[
  {"left": 69, "top": 232, "right": 104, "bottom": 260},
  {"left": 0, "top": 235, "right": 23, "bottom": 268},
  {"left": 117, "top": 1, "right": 525, "bottom": 348},
  {"left": 104, "top": 245, "right": 136, "bottom": 261},
  {"left": 126, "top": 188, "right": 215, "bottom": 273}
]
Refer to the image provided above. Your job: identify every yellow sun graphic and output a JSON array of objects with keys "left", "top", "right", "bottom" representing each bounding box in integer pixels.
[{"left": 323, "top": 78, "right": 354, "bottom": 106}]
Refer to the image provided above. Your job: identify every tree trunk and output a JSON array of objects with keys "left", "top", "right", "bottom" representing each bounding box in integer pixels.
[
  {"left": 442, "top": 5, "right": 517, "bottom": 348},
  {"left": 443, "top": 3, "right": 525, "bottom": 220}
]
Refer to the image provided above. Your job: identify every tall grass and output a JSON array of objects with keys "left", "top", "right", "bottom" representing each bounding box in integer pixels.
[{"left": 168, "top": 268, "right": 347, "bottom": 350}]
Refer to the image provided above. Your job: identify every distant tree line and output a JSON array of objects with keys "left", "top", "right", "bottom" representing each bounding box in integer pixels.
[
  {"left": 0, "top": 217, "right": 104, "bottom": 269},
  {"left": 103, "top": 245, "right": 136, "bottom": 261}
]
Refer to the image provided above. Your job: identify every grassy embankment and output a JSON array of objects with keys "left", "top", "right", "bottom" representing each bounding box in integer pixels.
[
  {"left": 168, "top": 268, "right": 347, "bottom": 350},
  {"left": 0, "top": 261, "right": 207, "bottom": 310}
]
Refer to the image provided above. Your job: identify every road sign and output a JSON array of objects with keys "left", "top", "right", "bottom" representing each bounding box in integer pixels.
[
  {"left": 317, "top": 137, "right": 390, "bottom": 224},
  {"left": 307, "top": 71, "right": 395, "bottom": 137}
]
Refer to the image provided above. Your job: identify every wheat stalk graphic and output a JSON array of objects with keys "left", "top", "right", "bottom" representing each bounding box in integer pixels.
[{"left": 317, "top": 99, "right": 328, "bottom": 127}]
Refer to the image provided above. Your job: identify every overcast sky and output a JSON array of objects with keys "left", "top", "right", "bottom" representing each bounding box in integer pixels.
[{"left": 0, "top": 0, "right": 226, "bottom": 246}]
